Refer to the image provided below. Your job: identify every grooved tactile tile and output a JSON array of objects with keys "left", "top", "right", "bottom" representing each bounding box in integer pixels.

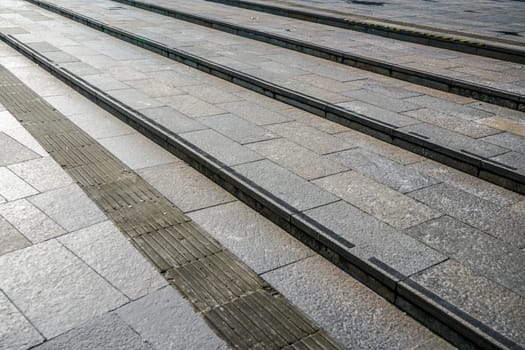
[{"left": 0, "top": 64, "right": 343, "bottom": 350}]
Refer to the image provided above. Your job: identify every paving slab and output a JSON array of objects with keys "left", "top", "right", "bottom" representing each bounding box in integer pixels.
[
  {"left": 0, "top": 291, "right": 43, "bottom": 350},
  {"left": 199, "top": 113, "right": 279, "bottom": 144},
  {"left": 0, "top": 215, "right": 30, "bottom": 255},
  {"left": 158, "top": 94, "right": 225, "bottom": 117},
  {"left": 0, "top": 167, "right": 38, "bottom": 201},
  {"left": 217, "top": 100, "right": 293, "bottom": 125},
  {"left": 0, "top": 132, "right": 39, "bottom": 166},
  {"left": 139, "top": 106, "right": 205, "bottom": 134},
  {"left": 8, "top": 156, "right": 73, "bottom": 192}
]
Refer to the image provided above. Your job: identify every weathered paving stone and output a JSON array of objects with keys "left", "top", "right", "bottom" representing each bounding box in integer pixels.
[
  {"left": 60, "top": 61, "right": 100, "bottom": 77},
  {"left": 405, "top": 95, "right": 494, "bottom": 121},
  {"left": 262, "top": 256, "right": 453, "bottom": 350},
  {"left": 59, "top": 220, "right": 166, "bottom": 300},
  {"left": 126, "top": 78, "right": 182, "bottom": 98},
  {"left": 232, "top": 159, "right": 339, "bottom": 211},
  {"left": 0, "top": 240, "right": 127, "bottom": 338},
  {"left": 181, "top": 85, "right": 243, "bottom": 104},
  {"left": 83, "top": 74, "right": 131, "bottom": 91},
  {"left": 99, "top": 133, "right": 177, "bottom": 170},
  {"left": 481, "top": 132, "right": 525, "bottom": 154},
  {"left": 29, "top": 184, "right": 106, "bottom": 232},
  {"left": 116, "top": 286, "right": 228, "bottom": 350},
  {"left": 0, "top": 291, "right": 43, "bottom": 350},
  {"left": 266, "top": 121, "right": 352, "bottom": 155},
  {"left": 477, "top": 116, "right": 525, "bottom": 138},
  {"left": 68, "top": 111, "right": 136, "bottom": 140},
  {"left": 199, "top": 113, "right": 279, "bottom": 144},
  {"left": 313, "top": 171, "right": 440, "bottom": 230},
  {"left": 8, "top": 156, "right": 73, "bottom": 192},
  {"left": 336, "top": 101, "right": 419, "bottom": 128},
  {"left": 0, "top": 216, "right": 30, "bottom": 255},
  {"left": 217, "top": 101, "right": 293, "bottom": 125},
  {"left": 137, "top": 162, "right": 235, "bottom": 212},
  {"left": 247, "top": 138, "right": 347, "bottom": 180},
  {"left": 282, "top": 108, "right": 348, "bottom": 134},
  {"left": 407, "top": 260, "right": 525, "bottom": 347},
  {"left": 0, "top": 167, "right": 38, "bottom": 201},
  {"left": 45, "top": 93, "right": 107, "bottom": 117},
  {"left": 302, "top": 201, "right": 445, "bottom": 276},
  {"left": 0, "top": 199, "right": 65, "bottom": 243},
  {"left": 467, "top": 102, "right": 525, "bottom": 123},
  {"left": 342, "top": 89, "right": 420, "bottom": 113},
  {"left": 0, "top": 132, "right": 39, "bottom": 166},
  {"left": 189, "top": 201, "right": 313, "bottom": 274},
  {"left": 158, "top": 94, "right": 225, "bottom": 117},
  {"left": 180, "top": 129, "right": 263, "bottom": 166},
  {"left": 327, "top": 148, "right": 438, "bottom": 193},
  {"left": 489, "top": 151, "right": 525, "bottom": 172},
  {"left": 0, "top": 111, "right": 19, "bottom": 132},
  {"left": 4, "top": 127, "right": 47, "bottom": 156},
  {"left": 108, "top": 88, "right": 164, "bottom": 110},
  {"left": 140, "top": 106, "right": 205, "bottom": 134},
  {"left": 33, "top": 313, "right": 153, "bottom": 350},
  {"left": 43, "top": 51, "right": 79, "bottom": 64},
  {"left": 407, "top": 159, "right": 523, "bottom": 206},
  {"left": 399, "top": 123, "right": 509, "bottom": 159},
  {"left": 409, "top": 183, "right": 525, "bottom": 247}
]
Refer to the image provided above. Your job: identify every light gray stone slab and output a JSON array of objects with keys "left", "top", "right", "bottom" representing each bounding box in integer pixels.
[
  {"left": 328, "top": 148, "right": 438, "bottom": 192},
  {"left": 180, "top": 129, "right": 262, "bottom": 166},
  {"left": 98, "top": 133, "right": 177, "bottom": 170},
  {"left": 3, "top": 128, "right": 47, "bottom": 156},
  {"left": 0, "top": 132, "right": 39, "bottom": 166},
  {"left": 303, "top": 201, "right": 445, "bottom": 276},
  {"left": 33, "top": 313, "right": 153, "bottom": 350},
  {"left": 140, "top": 106, "right": 205, "bottom": 134},
  {"left": 110, "top": 88, "right": 164, "bottom": 110},
  {"left": 409, "top": 260, "right": 525, "bottom": 347},
  {"left": 233, "top": 159, "right": 338, "bottom": 211},
  {"left": 336, "top": 101, "right": 419, "bottom": 128},
  {"left": 247, "top": 138, "right": 347, "bottom": 180},
  {"left": 60, "top": 61, "right": 100, "bottom": 76},
  {"left": 83, "top": 74, "right": 130, "bottom": 91},
  {"left": 59, "top": 220, "right": 166, "bottom": 300},
  {"left": 138, "top": 162, "right": 234, "bottom": 213},
  {"left": 181, "top": 84, "right": 243, "bottom": 104},
  {"left": 282, "top": 108, "right": 348, "bottom": 134},
  {"left": 8, "top": 157, "right": 72, "bottom": 192},
  {"left": 158, "top": 94, "right": 225, "bottom": 117},
  {"left": 116, "top": 286, "right": 228, "bottom": 350},
  {"left": 44, "top": 51, "right": 79, "bottom": 64},
  {"left": 0, "top": 111, "right": 19, "bottom": 132},
  {"left": 342, "top": 89, "right": 420, "bottom": 112},
  {"left": 45, "top": 93, "right": 106, "bottom": 117},
  {"left": 189, "top": 201, "right": 313, "bottom": 274},
  {"left": 489, "top": 151, "right": 525, "bottom": 171},
  {"left": 266, "top": 121, "right": 352, "bottom": 155},
  {"left": 123, "top": 78, "right": 182, "bottom": 98},
  {"left": 217, "top": 101, "right": 293, "bottom": 125},
  {"left": 0, "top": 240, "right": 127, "bottom": 338},
  {"left": 0, "top": 291, "right": 43, "bottom": 350},
  {"left": 67, "top": 111, "right": 136, "bottom": 140},
  {"left": 482, "top": 132, "right": 525, "bottom": 154},
  {"left": 263, "top": 256, "right": 453, "bottom": 349},
  {"left": 0, "top": 216, "right": 30, "bottom": 255},
  {"left": 0, "top": 167, "right": 38, "bottom": 201},
  {"left": 29, "top": 184, "right": 106, "bottom": 232},
  {"left": 405, "top": 95, "right": 494, "bottom": 121},
  {"left": 200, "top": 113, "right": 279, "bottom": 144}
]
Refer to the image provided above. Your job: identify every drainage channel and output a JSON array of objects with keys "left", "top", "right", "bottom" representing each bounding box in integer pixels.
[
  {"left": 2, "top": 32, "right": 521, "bottom": 350},
  {"left": 0, "top": 63, "right": 344, "bottom": 350},
  {"left": 111, "top": 0, "right": 524, "bottom": 111},
  {"left": 15, "top": 0, "right": 525, "bottom": 196}
]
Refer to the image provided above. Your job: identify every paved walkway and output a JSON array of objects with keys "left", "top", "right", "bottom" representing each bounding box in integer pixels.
[
  {"left": 0, "top": 41, "right": 452, "bottom": 349},
  {"left": 1, "top": 0, "right": 524, "bottom": 348}
]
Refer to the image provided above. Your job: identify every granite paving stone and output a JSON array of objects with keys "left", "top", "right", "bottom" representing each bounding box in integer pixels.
[
  {"left": 0, "top": 291, "right": 43, "bottom": 350},
  {"left": 0, "top": 111, "right": 19, "bottom": 132},
  {"left": 313, "top": 171, "right": 440, "bottom": 230},
  {"left": 263, "top": 256, "right": 453, "bottom": 349},
  {"left": 157, "top": 94, "right": 225, "bottom": 118},
  {"left": 266, "top": 121, "right": 352, "bottom": 155},
  {"left": 33, "top": 313, "right": 154, "bottom": 350},
  {"left": 408, "top": 260, "right": 525, "bottom": 347},
  {"left": 293, "top": 74, "right": 361, "bottom": 93},
  {"left": 477, "top": 117, "right": 525, "bottom": 138},
  {"left": 0, "top": 215, "right": 30, "bottom": 255},
  {"left": 409, "top": 183, "right": 525, "bottom": 247},
  {"left": 342, "top": 89, "right": 420, "bottom": 113},
  {"left": 247, "top": 138, "right": 348, "bottom": 180},
  {"left": 3, "top": 127, "right": 47, "bottom": 156},
  {"left": 199, "top": 113, "right": 279, "bottom": 144},
  {"left": 0, "top": 132, "right": 39, "bottom": 166},
  {"left": 302, "top": 201, "right": 445, "bottom": 276},
  {"left": 116, "top": 286, "right": 228, "bottom": 350},
  {"left": 8, "top": 156, "right": 73, "bottom": 192},
  {"left": 481, "top": 132, "right": 525, "bottom": 154},
  {"left": 404, "top": 95, "right": 494, "bottom": 121},
  {"left": 189, "top": 201, "right": 314, "bottom": 274},
  {"left": 59, "top": 220, "right": 167, "bottom": 300},
  {"left": 180, "top": 129, "right": 263, "bottom": 167},
  {"left": 327, "top": 148, "right": 438, "bottom": 193},
  {"left": 82, "top": 74, "right": 131, "bottom": 91},
  {"left": 233, "top": 159, "right": 339, "bottom": 212},
  {"left": 67, "top": 111, "right": 136, "bottom": 140},
  {"left": 126, "top": 78, "right": 182, "bottom": 98},
  {"left": 217, "top": 101, "right": 293, "bottom": 126},
  {"left": 0, "top": 167, "right": 38, "bottom": 201},
  {"left": 139, "top": 106, "right": 205, "bottom": 134},
  {"left": 29, "top": 184, "right": 106, "bottom": 232},
  {"left": 0, "top": 240, "right": 127, "bottom": 338},
  {"left": 467, "top": 102, "right": 525, "bottom": 123},
  {"left": 489, "top": 151, "right": 525, "bottom": 172},
  {"left": 109, "top": 88, "right": 165, "bottom": 110},
  {"left": 336, "top": 101, "right": 419, "bottom": 128},
  {"left": 4, "top": 66, "right": 70, "bottom": 98},
  {"left": 59, "top": 61, "right": 100, "bottom": 76},
  {"left": 44, "top": 93, "right": 107, "bottom": 117},
  {"left": 180, "top": 84, "right": 243, "bottom": 104},
  {"left": 282, "top": 108, "right": 348, "bottom": 134}
]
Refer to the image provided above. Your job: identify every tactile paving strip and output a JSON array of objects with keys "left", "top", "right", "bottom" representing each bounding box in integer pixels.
[{"left": 0, "top": 64, "right": 344, "bottom": 350}]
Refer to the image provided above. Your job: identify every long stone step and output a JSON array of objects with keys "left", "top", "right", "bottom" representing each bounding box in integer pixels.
[
  {"left": 13, "top": 0, "right": 525, "bottom": 196},
  {"left": 1, "top": 4, "right": 524, "bottom": 348},
  {"left": 110, "top": 0, "right": 525, "bottom": 111}
]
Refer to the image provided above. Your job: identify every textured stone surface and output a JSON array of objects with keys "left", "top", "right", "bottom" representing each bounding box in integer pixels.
[
  {"left": 303, "top": 201, "right": 445, "bottom": 276},
  {"left": 33, "top": 313, "right": 153, "bottom": 350},
  {"left": 217, "top": 101, "right": 292, "bottom": 125},
  {"left": 189, "top": 201, "right": 313, "bottom": 274},
  {"left": 200, "top": 113, "right": 278, "bottom": 144},
  {"left": 8, "top": 156, "right": 73, "bottom": 192},
  {"left": 158, "top": 94, "right": 225, "bottom": 117},
  {"left": 0, "top": 111, "right": 20, "bottom": 132},
  {"left": 0, "top": 216, "right": 29, "bottom": 255},
  {"left": 29, "top": 184, "right": 106, "bottom": 232},
  {"left": 59, "top": 221, "right": 167, "bottom": 300},
  {"left": 328, "top": 148, "right": 438, "bottom": 193},
  {"left": 0, "top": 291, "right": 43, "bottom": 350},
  {"left": 0, "top": 167, "right": 38, "bottom": 201},
  {"left": 0, "top": 132, "right": 39, "bottom": 167},
  {"left": 0, "top": 240, "right": 127, "bottom": 338},
  {"left": 337, "top": 101, "right": 419, "bottom": 128},
  {"left": 3, "top": 127, "right": 47, "bottom": 156},
  {"left": 117, "top": 287, "right": 228, "bottom": 350},
  {"left": 247, "top": 138, "right": 347, "bottom": 180},
  {"left": 482, "top": 132, "right": 525, "bottom": 154},
  {"left": 140, "top": 106, "right": 205, "bottom": 134},
  {"left": 263, "top": 256, "right": 454, "bottom": 349},
  {"left": 232, "top": 159, "right": 338, "bottom": 211},
  {"left": 342, "top": 89, "right": 419, "bottom": 113},
  {"left": 477, "top": 117, "right": 525, "bottom": 137},
  {"left": 110, "top": 88, "right": 164, "bottom": 110},
  {"left": 489, "top": 151, "right": 525, "bottom": 171},
  {"left": 282, "top": 108, "right": 348, "bottom": 134},
  {"left": 409, "top": 260, "right": 525, "bottom": 347},
  {"left": 67, "top": 110, "right": 136, "bottom": 140},
  {"left": 405, "top": 95, "right": 493, "bottom": 121}
]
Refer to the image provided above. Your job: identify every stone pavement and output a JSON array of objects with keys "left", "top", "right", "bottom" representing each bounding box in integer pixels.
[{"left": 0, "top": 42, "right": 452, "bottom": 349}]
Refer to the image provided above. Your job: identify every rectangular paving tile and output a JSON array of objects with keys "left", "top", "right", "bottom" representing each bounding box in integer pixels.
[
  {"left": 67, "top": 111, "right": 136, "bottom": 140},
  {"left": 181, "top": 84, "right": 243, "bottom": 104},
  {"left": 217, "top": 101, "right": 293, "bottom": 125},
  {"left": 477, "top": 116, "right": 525, "bottom": 138},
  {"left": 199, "top": 113, "right": 279, "bottom": 145},
  {"left": 158, "top": 94, "right": 225, "bottom": 117},
  {"left": 302, "top": 201, "right": 445, "bottom": 276},
  {"left": 327, "top": 148, "right": 438, "bottom": 193},
  {"left": 336, "top": 101, "right": 419, "bottom": 128},
  {"left": 0, "top": 291, "right": 43, "bottom": 350},
  {"left": 0, "top": 216, "right": 30, "bottom": 255},
  {"left": 409, "top": 183, "right": 525, "bottom": 247},
  {"left": 128, "top": 78, "right": 183, "bottom": 97},
  {"left": 489, "top": 151, "right": 525, "bottom": 172},
  {"left": 232, "top": 159, "right": 338, "bottom": 211},
  {"left": 0, "top": 167, "right": 38, "bottom": 201},
  {"left": 0, "top": 111, "right": 20, "bottom": 132},
  {"left": 3, "top": 127, "right": 47, "bottom": 156},
  {"left": 342, "top": 89, "right": 420, "bottom": 113},
  {"left": 405, "top": 95, "right": 494, "bottom": 121},
  {"left": 0, "top": 132, "right": 39, "bottom": 166},
  {"left": 8, "top": 156, "right": 73, "bottom": 192},
  {"left": 282, "top": 108, "right": 348, "bottom": 134},
  {"left": 247, "top": 138, "right": 347, "bottom": 180},
  {"left": 109, "top": 88, "right": 165, "bottom": 111},
  {"left": 0, "top": 240, "right": 127, "bottom": 338},
  {"left": 140, "top": 106, "right": 205, "bottom": 134},
  {"left": 481, "top": 132, "right": 525, "bottom": 154},
  {"left": 83, "top": 74, "right": 131, "bottom": 91}
]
